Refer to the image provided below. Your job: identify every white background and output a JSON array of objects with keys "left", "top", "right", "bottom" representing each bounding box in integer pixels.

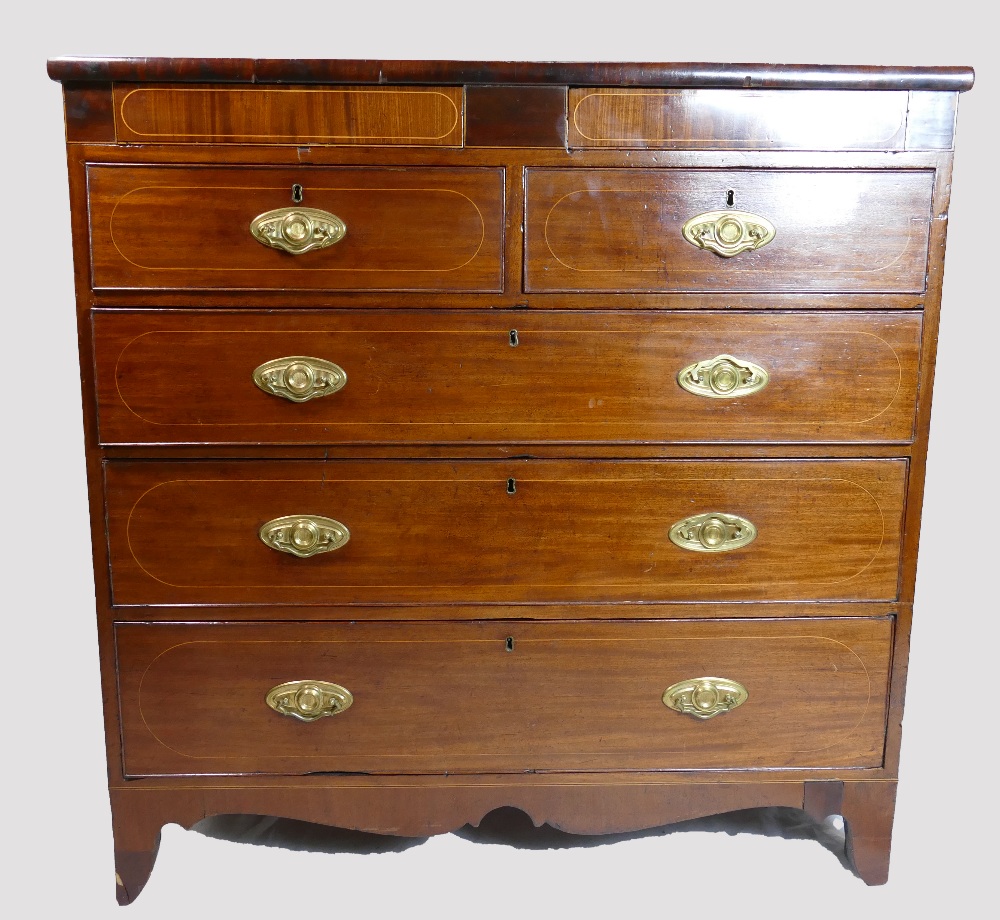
[{"left": 3, "top": 2, "right": 994, "bottom": 916}]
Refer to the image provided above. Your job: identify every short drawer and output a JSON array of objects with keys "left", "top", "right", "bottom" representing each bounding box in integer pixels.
[
  {"left": 116, "top": 617, "right": 893, "bottom": 776},
  {"left": 113, "top": 84, "right": 464, "bottom": 146},
  {"left": 567, "top": 88, "right": 913, "bottom": 150},
  {"left": 525, "top": 168, "right": 933, "bottom": 293},
  {"left": 94, "top": 310, "right": 922, "bottom": 445},
  {"left": 105, "top": 459, "right": 906, "bottom": 606},
  {"left": 88, "top": 165, "right": 503, "bottom": 292}
]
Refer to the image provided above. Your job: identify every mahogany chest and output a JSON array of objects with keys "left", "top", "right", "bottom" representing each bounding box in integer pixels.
[{"left": 48, "top": 57, "right": 974, "bottom": 902}]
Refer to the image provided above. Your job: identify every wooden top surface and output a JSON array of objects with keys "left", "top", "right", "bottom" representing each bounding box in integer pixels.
[{"left": 47, "top": 58, "right": 975, "bottom": 91}]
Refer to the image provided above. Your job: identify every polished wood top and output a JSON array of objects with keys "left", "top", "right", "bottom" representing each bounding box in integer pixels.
[{"left": 46, "top": 58, "right": 976, "bottom": 91}]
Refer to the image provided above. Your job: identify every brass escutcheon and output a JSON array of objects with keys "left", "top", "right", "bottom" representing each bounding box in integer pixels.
[
  {"left": 681, "top": 209, "right": 776, "bottom": 258},
  {"left": 252, "top": 356, "right": 347, "bottom": 403},
  {"left": 265, "top": 680, "right": 353, "bottom": 722},
  {"left": 250, "top": 206, "right": 347, "bottom": 254},
  {"left": 662, "top": 677, "right": 748, "bottom": 720},
  {"left": 677, "top": 354, "right": 769, "bottom": 399},
  {"left": 668, "top": 511, "right": 757, "bottom": 553},
  {"left": 259, "top": 515, "right": 350, "bottom": 558}
]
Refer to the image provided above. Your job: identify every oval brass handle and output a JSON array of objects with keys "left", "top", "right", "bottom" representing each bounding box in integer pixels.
[
  {"left": 669, "top": 512, "right": 757, "bottom": 553},
  {"left": 266, "top": 680, "right": 353, "bottom": 722},
  {"left": 677, "top": 354, "right": 769, "bottom": 399},
  {"left": 259, "top": 515, "right": 350, "bottom": 558},
  {"left": 662, "top": 677, "right": 748, "bottom": 720},
  {"left": 253, "top": 356, "right": 347, "bottom": 403},
  {"left": 681, "top": 209, "right": 775, "bottom": 258},
  {"left": 250, "top": 207, "right": 346, "bottom": 254}
]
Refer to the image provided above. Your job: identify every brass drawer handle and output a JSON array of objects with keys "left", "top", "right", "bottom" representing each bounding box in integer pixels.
[
  {"left": 266, "top": 680, "right": 353, "bottom": 722},
  {"left": 662, "top": 677, "right": 748, "bottom": 720},
  {"left": 677, "top": 354, "right": 769, "bottom": 398},
  {"left": 669, "top": 512, "right": 757, "bottom": 553},
  {"left": 250, "top": 206, "right": 347, "bottom": 254},
  {"left": 253, "top": 356, "right": 347, "bottom": 402},
  {"left": 681, "top": 209, "right": 775, "bottom": 257},
  {"left": 259, "top": 515, "right": 350, "bottom": 558}
]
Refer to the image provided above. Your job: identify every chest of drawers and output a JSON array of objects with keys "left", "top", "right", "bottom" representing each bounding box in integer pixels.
[{"left": 48, "top": 58, "right": 973, "bottom": 903}]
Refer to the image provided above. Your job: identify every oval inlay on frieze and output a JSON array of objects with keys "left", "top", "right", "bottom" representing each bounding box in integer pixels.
[{"left": 118, "top": 87, "right": 463, "bottom": 143}]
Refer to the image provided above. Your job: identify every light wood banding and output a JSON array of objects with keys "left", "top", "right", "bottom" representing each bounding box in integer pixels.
[
  {"left": 117, "top": 617, "right": 893, "bottom": 776},
  {"left": 48, "top": 58, "right": 974, "bottom": 897},
  {"left": 114, "top": 84, "right": 464, "bottom": 146},
  {"left": 95, "top": 310, "right": 922, "bottom": 446},
  {"left": 525, "top": 168, "right": 933, "bottom": 293},
  {"left": 106, "top": 459, "right": 907, "bottom": 606},
  {"left": 569, "top": 89, "right": 910, "bottom": 150},
  {"left": 88, "top": 165, "right": 503, "bottom": 292}
]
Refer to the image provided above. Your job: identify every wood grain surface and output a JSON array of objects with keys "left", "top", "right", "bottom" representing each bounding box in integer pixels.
[
  {"left": 66, "top": 140, "right": 947, "bottom": 312},
  {"left": 62, "top": 84, "right": 116, "bottom": 143},
  {"left": 116, "top": 617, "right": 892, "bottom": 776},
  {"left": 48, "top": 58, "right": 976, "bottom": 92},
  {"left": 105, "top": 459, "right": 907, "bottom": 605},
  {"left": 47, "top": 59, "right": 972, "bottom": 898},
  {"left": 88, "top": 165, "right": 504, "bottom": 292},
  {"left": 94, "top": 310, "right": 922, "bottom": 446},
  {"left": 568, "top": 89, "right": 910, "bottom": 150},
  {"left": 525, "top": 168, "right": 933, "bottom": 293},
  {"left": 113, "top": 84, "right": 464, "bottom": 146},
  {"left": 108, "top": 776, "right": 898, "bottom": 903},
  {"left": 466, "top": 84, "right": 567, "bottom": 147}
]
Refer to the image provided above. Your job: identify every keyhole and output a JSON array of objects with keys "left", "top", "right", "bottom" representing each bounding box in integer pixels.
[
  {"left": 509, "top": 329, "right": 519, "bottom": 347},
  {"left": 507, "top": 478, "right": 516, "bottom": 494},
  {"left": 292, "top": 184, "right": 304, "bottom": 203},
  {"left": 726, "top": 189, "right": 735, "bottom": 207},
  {"left": 505, "top": 636, "right": 515, "bottom": 652}
]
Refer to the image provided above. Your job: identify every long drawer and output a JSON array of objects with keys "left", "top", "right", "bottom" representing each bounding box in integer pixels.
[
  {"left": 105, "top": 459, "right": 906, "bottom": 606},
  {"left": 87, "top": 165, "right": 504, "bottom": 292},
  {"left": 94, "top": 310, "right": 922, "bottom": 446},
  {"left": 525, "top": 168, "right": 934, "bottom": 293},
  {"left": 116, "top": 618, "right": 893, "bottom": 776}
]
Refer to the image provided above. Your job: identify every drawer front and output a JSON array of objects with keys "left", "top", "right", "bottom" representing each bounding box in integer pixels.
[
  {"left": 525, "top": 168, "right": 933, "bottom": 293},
  {"left": 94, "top": 310, "right": 922, "bottom": 446},
  {"left": 88, "top": 166, "right": 504, "bottom": 292},
  {"left": 117, "top": 618, "right": 893, "bottom": 776},
  {"left": 113, "top": 84, "right": 464, "bottom": 146},
  {"left": 106, "top": 459, "right": 906, "bottom": 606},
  {"left": 567, "top": 89, "right": 910, "bottom": 150}
]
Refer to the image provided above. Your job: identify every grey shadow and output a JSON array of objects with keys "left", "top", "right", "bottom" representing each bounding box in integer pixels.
[
  {"left": 456, "top": 805, "right": 850, "bottom": 870},
  {"left": 194, "top": 805, "right": 849, "bottom": 870}
]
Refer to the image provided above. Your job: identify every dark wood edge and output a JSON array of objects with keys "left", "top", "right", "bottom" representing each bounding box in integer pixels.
[{"left": 47, "top": 58, "right": 976, "bottom": 91}]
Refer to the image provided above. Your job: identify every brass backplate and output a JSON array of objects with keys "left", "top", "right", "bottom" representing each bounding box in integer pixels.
[
  {"left": 662, "top": 677, "right": 749, "bottom": 720},
  {"left": 259, "top": 515, "right": 350, "bottom": 558},
  {"left": 677, "top": 354, "right": 769, "bottom": 399},
  {"left": 250, "top": 206, "right": 347, "bottom": 254},
  {"left": 668, "top": 511, "right": 757, "bottom": 553},
  {"left": 265, "top": 680, "right": 354, "bottom": 722},
  {"left": 252, "top": 356, "right": 347, "bottom": 403},
  {"left": 681, "top": 209, "right": 776, "bottom": 257}
]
